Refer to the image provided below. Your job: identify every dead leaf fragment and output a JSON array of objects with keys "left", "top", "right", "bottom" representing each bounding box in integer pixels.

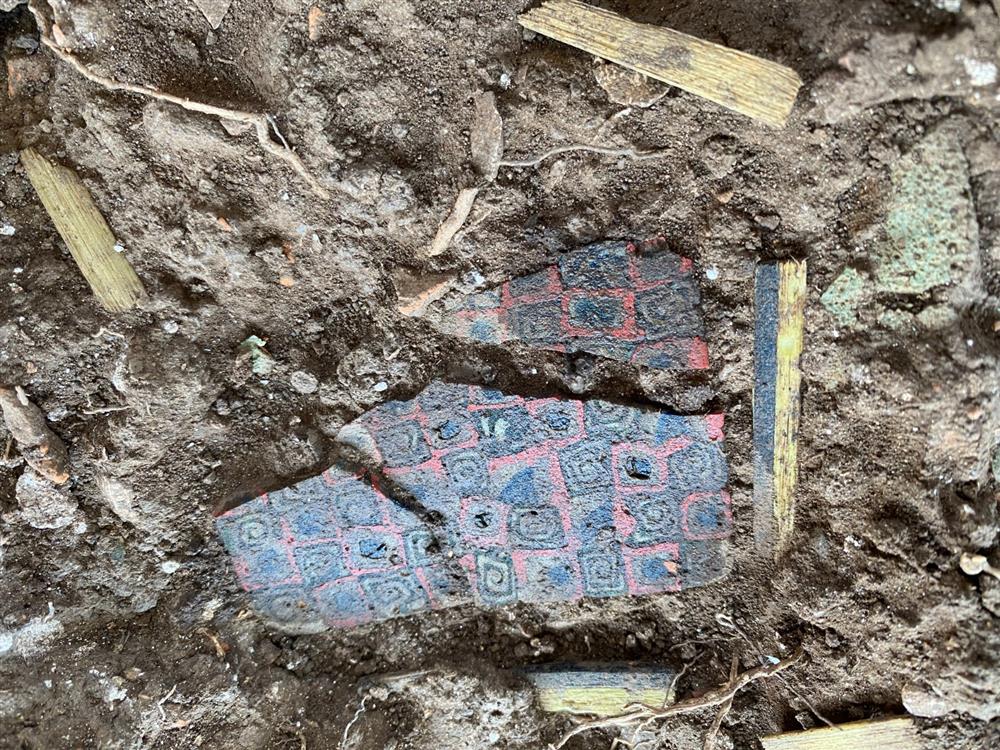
[
  {"left": 427, "top": 187, "right": 479, "bottom": 257},
  {"left": 193, "top": 0, "right": 233, "bottom": 30},
  {"left": 308, "top": 6, "right": 325, "bottom": 41},
  {"left": 470, "top": 92, "right": 503, "bottom": 182},
  {"left": 393, "top": 270, "right": 456, "bottom": 316},
  {"left": 6, "top": 54, "right": 50, "bottom": 98},
  {"left": 219, "top": 118, "right": 253, "bottom": 137}
]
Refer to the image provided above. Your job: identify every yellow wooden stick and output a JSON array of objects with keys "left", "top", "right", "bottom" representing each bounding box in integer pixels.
[
  {"left": 773, "top": 260, "right": 806, "bottom": 554},
  {"left": 518, "top": 0, "right": 802, "bottom": 128},
  {"left": 537, "top": 687, "right": 671, "bottom": 716},
  {"left": 20, "top": 149, "right": 145, "bottom": 312},
  {"left": 524, "top": 664, "right": 676, "bottom": 717},
  {"left": 761, "top": 717, "right": 921, "bottom": 750}
]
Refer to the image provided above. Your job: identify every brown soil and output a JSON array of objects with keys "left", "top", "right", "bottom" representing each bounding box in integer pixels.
[{"left": 1, "top": 1, "right": 999, "bottom": 748}]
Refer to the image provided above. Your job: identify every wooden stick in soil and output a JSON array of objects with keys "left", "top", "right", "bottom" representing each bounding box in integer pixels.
[
  {"left": 760, "top": 716, "right": 921, "bottom": 750},
  {"left": 551, "top": 649, "right": 804, "bottom": 750},
  {"left": 519, "top": 0, "right": 802, "bottom": 128},
  {"left": 20, "top": 148, "right": 146, "bottom": 312}
]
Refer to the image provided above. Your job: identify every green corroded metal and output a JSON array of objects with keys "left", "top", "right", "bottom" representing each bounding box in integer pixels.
[
  {"left": 875, "top": 130, "right": 973, "bottom": 295},
  {"left": 820, "top": 267, "right": 867, "bottom": 328},
  {"left": 915, "top": 304, "right": 958, "bottom": 330},
  {"left": 876, "top": 308, "right": 913, "bottom": 331},
  {"left": 821, "top": 130, "right": 975, "bottom": 329}
]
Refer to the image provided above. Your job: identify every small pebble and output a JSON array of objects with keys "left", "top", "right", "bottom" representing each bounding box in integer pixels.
[
  {"left": 0, "top": 224, "right": 15, "bottom": 236},
  {"left": 160, "top": 561, "right": 181, "bottom": 574},
  {"left": 12, "top": 34, "right": 38, "bottom": 52},
  {"left": 705, "top": 266, "right": 720, "bottom": 280},
  {"left": 372, "top": 381, "right": 389, "bottom": 392},
  {"left": 161, "top": 320, "right": 179, "bottom": 335},
  {"left": 290, "top": 370, "right": 319, "bottom": 394},
  {"left": 754, "top": 213, "right": 781, "bottom": 230},
  {"left": 931, "top": 0, "right": 961, "bottom": 12}
]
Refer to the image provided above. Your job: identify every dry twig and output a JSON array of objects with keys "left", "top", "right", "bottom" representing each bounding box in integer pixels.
[
  {"left": 702, "top": 655, "right": 739, "bottom": 750},
  {"left": 339, "top": 693, "right": 370, "bottom": 749},
  {"left": 27, "top": 2, "right": 330, "bottom": 199},
  {"left": 427, "top": 186, "right": 479, "bottom": 257},
  {"left": 715, "top": 614, "right": 834, "bottom": 728},
  {"left": 550, "top": 648, "right": 804, "bottom": 750},
  {"left": 195, "top": 627, "right": 230, "bottom": 659}
]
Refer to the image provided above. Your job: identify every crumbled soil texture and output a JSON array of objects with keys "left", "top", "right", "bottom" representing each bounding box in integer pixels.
[{"left": 1, "top": 1, "right": 999, "bottom": 749}]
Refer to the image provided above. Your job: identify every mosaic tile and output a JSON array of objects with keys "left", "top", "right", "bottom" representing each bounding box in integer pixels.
[
  {"left": 216, "top": 383, "right": 731, "bottom": 631},
  {"left": 438, "top": 240, "right": 708, "bottom": 370}
]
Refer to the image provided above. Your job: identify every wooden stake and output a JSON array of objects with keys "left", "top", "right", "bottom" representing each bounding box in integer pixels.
[
  {"left": 753, "top": 260, "right": 806, "bottom": 557},
  {"left": 773, "top": 260, "right": 806, "bottom": 548},
  {"left": 518, "top": 0, "right": 802, "bottom": 128},
  {"left": 523, "top": 664, "right": 676, "bottom": 717},
  {"left": 760, "top": 717, "right": 921, "bottom": 750},
  {"left": 20, "top": 149, "right": 145, "bottom": 312}
]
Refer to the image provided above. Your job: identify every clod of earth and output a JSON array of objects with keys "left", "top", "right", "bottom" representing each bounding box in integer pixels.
[
  {"left": 0, "top": 385, "right": 70, "bottom": 484},
  {"left": 216, "top": 382, "right": 731, "bottom": 631},
  {"left": 14, "top": 469, "right": 77, "bottom": 529},
  {"left": 594, "top": 63, "right": 670, "bottom": 108},
  {"left": 25, "top": 1, "right": 331, "bottom": 199},
  {"left": 237, "top": 336, "right": 275, "bottom": 377},
  {"left": 874, "top": 128, "right": 976, "bottom": 296}
]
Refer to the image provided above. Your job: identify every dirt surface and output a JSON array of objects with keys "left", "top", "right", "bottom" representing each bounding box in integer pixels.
[{"left": 1, "top": 0, "right": 999, "bottom": 748}]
